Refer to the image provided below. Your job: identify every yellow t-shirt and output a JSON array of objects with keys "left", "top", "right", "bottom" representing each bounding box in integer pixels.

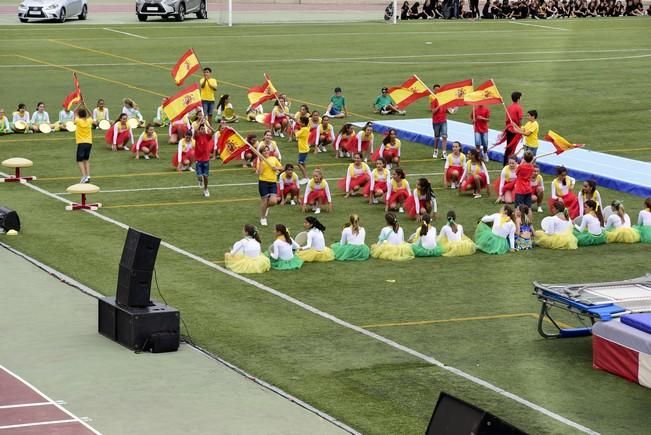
[
  {"left": 257, "top": 156, "right": 281, "bottom": 183},
  {"left": 296, "top": 126, "right": 310, "bottom": 153},
  {"left": 199, "top": 78, "right": 218, "bottom": 101},
  {"left": 75, "top": 117, "right": 93, "bottom": 144},
  {"left": 523, "top": 120, "right": 539, "bottom": 148}
]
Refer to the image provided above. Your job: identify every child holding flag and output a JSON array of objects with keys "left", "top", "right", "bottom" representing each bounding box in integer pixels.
[
  {"left": 431, "top": 84, "right": 448, "bottom": 160},
  {"left": 503, "top": 91, "right": 523, "bottom": 166},
  {"left": 256, "top": 144, "right": 283, "bottom": 226},
  {"left": 74, "top": 104, "right": 93, "bottom": 184},
  {"left": 194, "top": 119, "right": 214, "bottom": 198},
  {"left": 514, "top": 110, "right": 539, "bottom": 156}
]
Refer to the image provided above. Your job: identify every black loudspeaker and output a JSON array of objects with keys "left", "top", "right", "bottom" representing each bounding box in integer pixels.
[
  {"left": 116, "top": 265, "right": 153, "bottom": 307},
  {"left": 0, "top": 207, "right": 20, "bottom": 232},
  {"left": 426, "top": 392, "right": 527, "bottom": 435},
  {"left": 98, "top": 296, "right": 180, "bottom": 352},
  {"left": 119, "top": 228, "right": 161, "bottom": 271},
  {"left": 116, "top": 228, "right": 161, "bottom": 307}
]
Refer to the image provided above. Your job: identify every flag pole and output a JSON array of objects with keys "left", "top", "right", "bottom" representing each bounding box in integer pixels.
[
  {"left": 492, "top": 78, "right": 515, "bottom": 127},
  {"left": 414, "top": 74, "right": 435, "bottom": 97},
  {"left": 247, "top": 142, "right": 277, "bottom": 170}
]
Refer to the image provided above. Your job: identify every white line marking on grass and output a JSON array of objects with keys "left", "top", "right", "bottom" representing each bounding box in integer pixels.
[
  {"left": 509, "top": 21, "right": 569, "bottom": 31},
  {"left": 102, "top": 27, "right": 148, "bottom": 39},
  {"left": 338, "top": 54, "right": 651, "bottom": 65},
  {"left": 0, "top": 419, "right": 79, "bottom": 430},
  {"left": 0, "top": 402, "right": 51, "bottom": 409},
  {"left": 1, "top": 172, "right": 599, "bottom": 435},
  {"left": 0, "top": 365, "right": 101, "bottom": 435}
]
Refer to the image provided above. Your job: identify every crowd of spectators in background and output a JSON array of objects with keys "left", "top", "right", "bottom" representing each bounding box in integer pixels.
[{"left": 385, "top": 0, "right": 649, "bottom": 20}]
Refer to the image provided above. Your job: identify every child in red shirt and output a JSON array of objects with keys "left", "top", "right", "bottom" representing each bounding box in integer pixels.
[
  {"left": 513, "top": 151, "right": 535, "bottom": 208},
  {"left": 194, "top": 121, "right": 214, "bottom": 198}
]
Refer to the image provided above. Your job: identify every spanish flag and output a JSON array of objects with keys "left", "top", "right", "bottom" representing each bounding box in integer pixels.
[
  {"left": 429, "top": 79, "right": 474, "bottom": 110},
  {"left": 544, "top": 130, "right": 585, "bottom": 155},
  {"left": 464, "top": 80, "right": 503, "bottom": 106},
  {"left": 217, "top": 127, "right": 250, "bottom": 164},
  {"left": 62, "top": 72, "right": 82, "bottom": 110},
  {"left": 171, "top": 49, "right": 201, "bottom": 86},
  {"left": 387, "top": 75, "right": 430, "bottom": 109},
  {"left": 163, "top": 83, "right": 202, "bottom": 122},
  {"left": 247, "top": 74, "right": 277, "bottom": 109}
]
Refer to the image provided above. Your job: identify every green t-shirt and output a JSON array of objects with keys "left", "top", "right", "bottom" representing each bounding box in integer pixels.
[
  {"left": 374, "top": 94, "right": 393, "bottom": 110},
  {"left": 330, "top": 95, "right": 346, "bottom": 111}
]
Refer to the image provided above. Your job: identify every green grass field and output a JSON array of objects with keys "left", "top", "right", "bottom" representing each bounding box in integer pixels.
[{"left": 1, "top": 18, "right": 650, "bottom": 434}]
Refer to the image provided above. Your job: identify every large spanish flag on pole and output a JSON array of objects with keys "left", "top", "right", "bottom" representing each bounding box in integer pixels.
[
  {"left": 463, "top": 79, "right": 503, "bottom": 106},
  {"left": 62, "top": 72, "right": 83, "bottom": 110},
  {"left": 430, "top": 79, "right": 474, "bottom": 110},
  {"left": 217, "top": 127, "right": 250, "bottom": 164},
  {"left": 387, "top": 75, "right": 430, "bottom": 109},
  {"left": 247, "top": 74, "right": 278, "bottom": 109},
  {"left": 544, "top": 130, "right": 585, "bottom": 155},
  {"left": 171, "top": 49, "right": 201, "bottom": 86},
  {"left": 163, "top": 83, "right": 202, "bottom": 122}
]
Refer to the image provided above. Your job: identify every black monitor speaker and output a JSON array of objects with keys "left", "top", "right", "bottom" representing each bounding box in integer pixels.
[
  {"left": 426, "top": 392, "right": 527, "bottom": 435},
  {"left": 0, "top": 207, "right": 20, "bottom": 232},
  {"left": 116, "top": 228, "right": 161, "bottom": 308}
]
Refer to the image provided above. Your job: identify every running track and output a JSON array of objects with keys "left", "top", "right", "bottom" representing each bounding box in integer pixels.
[{"left": 0, "top": 365, "right": 100, "bottom": 434}]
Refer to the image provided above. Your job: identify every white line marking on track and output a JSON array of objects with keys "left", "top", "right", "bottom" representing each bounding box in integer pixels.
[
  {"left": 0, "top": 419, "right": 79, "bottom": 430},
  {"left": 1, "top": 172, "right": 599, "bottom": 435},
  {"left": 509, "top": 21, "right": 570, "bottom": 31},
  {"left": 0, "top": 365, "right": 101, "bottom": 435},
  {"left": 0, "top": 402, "right": 51, "bottom": 409},
  {"left": 102, "top": 27, "right": 148, "bottom": 39}
]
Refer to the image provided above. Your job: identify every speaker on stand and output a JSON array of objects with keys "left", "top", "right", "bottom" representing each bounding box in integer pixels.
[{"left": 98, "top": 228, "right": 180, "bottom": 353}]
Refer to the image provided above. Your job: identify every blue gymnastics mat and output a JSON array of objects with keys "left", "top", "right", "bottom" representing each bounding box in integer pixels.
[{"left": 353, "top": 118, "right": 651, "bottom": 197}]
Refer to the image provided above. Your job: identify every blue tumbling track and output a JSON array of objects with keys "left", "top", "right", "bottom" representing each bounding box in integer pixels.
[{"left": 353, "top": 118, "right": 651, "bottom": 197}]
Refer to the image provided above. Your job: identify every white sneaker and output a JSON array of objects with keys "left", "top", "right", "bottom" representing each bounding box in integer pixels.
[
  {"left": 537, "top": 206, "right": 543, "bottom": 213},
  {"left": 260, "top": 218, "right": 268, "bottom": 226},
  {"left": 80, "top": 176, "right": 87, "bottom": 184},
  {"left": 483, "top": 154, "right": 489, "bottom": 162},
  {"left": 203, "top": 189, "right": 210, "bottom": 197},
  {"left": 273, "top": 130, "right": 279, "bottom": 137},
  {"left": 279, "top": 132, "right": 285, "bottom": 138},
  {"left": 299, "top": 178, "right": 308, "bottom": 185},
  {"left": 450, "top": 182, "right": 457, "bottom": 189},
  {"left": 85, "top": 177, "right": 91, "bottom": 184},
  {"left": 144, "top": 155, "right": 150, "bottom": 160},
  {"left": 372, "top": 197, "right": 379, "bottom": 204},
  {"left": 320, "top": 146, "right": 327, "bottom": 152},
  {"left": 399, "top": 207, "right": 404, "bottom": 213},
  {"left": 473, "top": 193, "right": 482, "bottom": 199},
  {"left": 398, "top": 110, "right": 406, "bottom": 116},
  {"left": 314, "top": 207, "right": 321, "bottom": 214},
  {"left": 290, "top": 199, "right": 296, "bottom": 206},
  {"left": 441, "top": 151, "right": 447, "bottom": 160},
  {"left": 432, "top": 150, "right": 438, "bottom": 159},
  {"left": 380, "top": 109, "right": 390, "bottom": 115},
  {"left": 386, "top": 163, "right": 392, "bottom": 170},
  {"left": 189, "top": 167, "right": 195, "bottom": 172}
]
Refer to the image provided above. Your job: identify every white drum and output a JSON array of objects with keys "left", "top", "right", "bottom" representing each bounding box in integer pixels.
[
  {"left": 98, "top": 119, "right": 111, "bottom": 130},
  {"left": 294, "top": 231, "right": 308, "bottom": 247}
]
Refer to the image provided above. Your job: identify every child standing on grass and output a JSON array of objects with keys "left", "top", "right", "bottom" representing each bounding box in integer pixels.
[
  {"left": 325, "top": 87, "right": 348, "bottom": 119},
  {"left": 471, "top": 103, "right": 490, "bottom": 162},
  {"left": 513, "top": 151, "right": 535, "bottom": 208},
  {"left": 224, "top": 224, "right": 271, "bottom": 274},
  {"left": 256, "top": 145, "right": 283, "bottom": 227},
  {"left": 296, "top": 116, "right": 310, "bottom": 184},
  {"left": 194, "top": 119, "right": 214, "bottom": 198},
  {"left": 331, "top": 214, "right": 370, "bottom": 261},
  {"left": 514, "top": 110, "right": 539, "bottom": 156}
]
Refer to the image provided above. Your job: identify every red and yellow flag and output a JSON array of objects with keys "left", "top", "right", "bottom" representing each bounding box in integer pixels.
[
  {"left": 163, "top": 83, "right": 202, "bottom": 122},
  {"left": 544, "top": 130, "right": 585, "bottom": 155},
  {"left": 217, "top": 127, "right": 250, "bottom": 164},
  {"left": 464, "top": 80, "right": 503, "bottom": 106},
  {"left": 171, "top": 49, "right": 201, "bottom": 86},
  {"left": 62, "top": 72, "right": 82, "bottom": 110},
  {"left": 387, "top": 75, "right": 430, "bottom": 109},
  {"left": 247, "top": 74, "right": 277, "bottom": 109},
  {"left": 429, "top": 79, "right": 473, "bottom": 110}
]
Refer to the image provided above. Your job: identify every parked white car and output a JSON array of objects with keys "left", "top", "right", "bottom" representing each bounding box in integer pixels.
[
  {"left": 18, "top": 0, "right": 88, "bottom": 23},
  {"left": 135, "top": 0, "right": 207, "bottom": 22}
]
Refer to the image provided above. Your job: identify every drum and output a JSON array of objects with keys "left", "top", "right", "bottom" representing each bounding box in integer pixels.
[
  {"left": 127, "top": 118, "right": 140, "bottom": 129},
  {"left": 13, "top": 120, "right": 26, "bottom": 133},
  {"left": 222, "top": 107, "right": 236, "bottom": 122},
  {"left": 255, "top": 114, "right": 267, "bottom": 124},
  {"left": 294, "top": 231, "right": 308, "bottom": 247},
  {"left": 39, "top": 124, "right": 52, "bottom": 134},
  {"left": 65, "top": 121, "right": 76, "bottom": 132},
  {"left": 540, "top": 216, "right": 554, "bottom": 233},
  {"left": 98, "top": 119, "right": 111, "bottom": 130}
]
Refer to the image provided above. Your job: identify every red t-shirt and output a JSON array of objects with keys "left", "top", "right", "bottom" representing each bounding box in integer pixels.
[
  {"left": 514, "top": 162, "right": 534, "bottom": 195},
  {"left": 473, "top": 106, "right": 490, "bottom": 133},
  {"left": 431, "top": 99, "right": 447, "bottom": 124},
  {"left": 505, "top": 103, "right": 523, "bottom": 132},
  {"left": 194, "top": 131, "right": 213, "bottom": 161}
]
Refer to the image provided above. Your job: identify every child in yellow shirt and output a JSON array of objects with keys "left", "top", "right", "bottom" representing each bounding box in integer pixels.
[{"left": 295, "top": 116, "right": 310, "bottom": 184}]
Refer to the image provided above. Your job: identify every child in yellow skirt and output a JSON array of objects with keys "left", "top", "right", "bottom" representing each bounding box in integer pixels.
[
  {"left": 224, "top": 224, "right": 271, "bottom": 274},
  {"left": 436, "top": 211, "right": 476, "bottom": 257},
  {"left": 534, "top": 200, "right": 578, "bottom": 250},
  {"left": 297, "top": 216, "right": 335, "bottom": 262},
  {"left": 371, "top": 213, "right": 414, "bottom": 261},
  {"left": 605, "top": 200, "right": 640, "bottom": 244},
  {"left": 634, "top": 198, "right": 651, "bottom": 243}
]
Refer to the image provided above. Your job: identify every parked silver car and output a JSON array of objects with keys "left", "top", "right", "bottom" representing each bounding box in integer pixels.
[
  {"left": 135, "top": 0, "right": 207, "bottom": 22},
  {"left": 18, "top": 0, "right": 88, "bottom": 23}
]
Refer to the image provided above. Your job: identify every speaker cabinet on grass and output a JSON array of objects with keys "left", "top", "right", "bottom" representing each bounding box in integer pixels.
[{"left": 0, "top": 207, "right": 20, "bottom": 232}]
